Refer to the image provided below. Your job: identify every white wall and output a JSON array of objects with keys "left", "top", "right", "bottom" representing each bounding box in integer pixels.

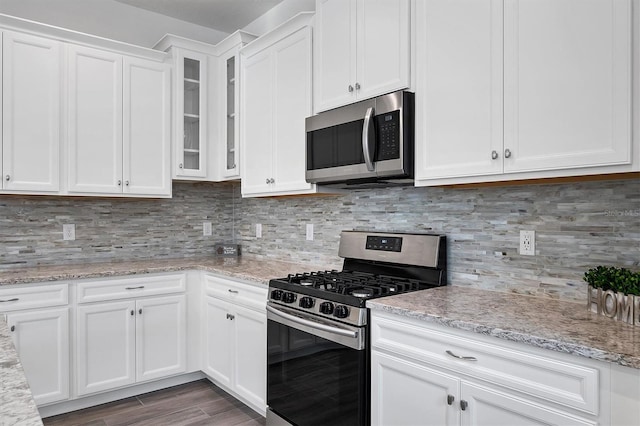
[
  {"left": 242, "top": 0, "right": 315, "bottom": 36},
  {"left": 0, "top": 0, "right": 229, "bottom": 47}
]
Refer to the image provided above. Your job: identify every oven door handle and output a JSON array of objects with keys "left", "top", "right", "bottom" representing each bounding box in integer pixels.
[{"left": 266, "top": 304, "right": 358, "bottom": 339}]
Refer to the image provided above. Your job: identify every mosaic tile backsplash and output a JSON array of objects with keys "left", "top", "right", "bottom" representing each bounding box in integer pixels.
[{"left": 0, "top": 178, "right": 638, "bottom": 302}]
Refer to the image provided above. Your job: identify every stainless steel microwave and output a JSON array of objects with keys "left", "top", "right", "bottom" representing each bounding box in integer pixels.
[{"left": 305, "top": 91, "right": 414, "bottom": 187}]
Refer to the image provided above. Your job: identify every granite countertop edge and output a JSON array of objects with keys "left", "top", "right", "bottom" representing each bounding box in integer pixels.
[{"left": 368, "top": 287, "right": 640, "bottom": 370}]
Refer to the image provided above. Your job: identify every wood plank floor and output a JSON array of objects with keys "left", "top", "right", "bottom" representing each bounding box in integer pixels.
[{"left": 42, "top": 380, "right": 266, "bottom": 426}]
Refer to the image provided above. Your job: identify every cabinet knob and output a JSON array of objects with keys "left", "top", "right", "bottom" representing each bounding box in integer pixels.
[
  {"left": 139, "top": 308, "right": 142, "bottom": 315},
  {"left": 447, "top": 395, "right": 455, "bottom": 405},
  {"left": 491, "top": 150, "right": 498, "bottom": 160},
  {"left": 179, "top": 163, "right": 184, "bottom": 169},
  {"left": 460, "top": 400, "right": 468, "bottom": 411},
  {"left": 118, "top": 180, "right": 122, "bottom": 186},
  {"left": 130, "top": 310, "right": 134, "bottom": 316},
  {"left": 348, "top": 84, "right": 354, "bottom": 93},
  {"left": 226, "top": 313, "right": 235, "bottom": 320},
  {"left": 10, "top": 325, "right": 15, "bottom": 332},
  {"left": 4, "top": 175, "right": 9, "bottom": 181},
  {"left": 504, "top": 148, "right": 512, "bottom": 158},
  {"left": 270, "top": 178, "right": 275, "bottom": 184},
  {"left": 125, "top": 180, "right": 130, "bottom": 186},
  {"left": 266, "top": 178, "right": 270, "bottom": 184},
  {"left": 355, "top": 82, "right": 361, "bottom": 90}
]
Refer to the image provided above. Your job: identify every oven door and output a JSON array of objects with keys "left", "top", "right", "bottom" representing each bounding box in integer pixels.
[{"left": 266, "top": 303, "right": 368, "bottom": 426}]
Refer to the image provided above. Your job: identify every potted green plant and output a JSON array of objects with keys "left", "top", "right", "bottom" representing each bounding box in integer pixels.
[{"left": 584, "top": 266, "right": 640, "bottom": 325}]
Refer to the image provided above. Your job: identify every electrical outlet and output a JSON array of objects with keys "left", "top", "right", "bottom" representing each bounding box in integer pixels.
[
  {"left": 520, "top": 230, "right": 535, "bottom": 256},
  {"left": 63, "top": 224, "right": 76, "bottom": 241},
  {"left": 203, "top": 222, "right": 212, "bottom": 236},
  {"left": 256, "top": 223, "right": 262, "bottom": 239},
  {"left": 306, "top": 224, "right": 314, "bottom": 241}
]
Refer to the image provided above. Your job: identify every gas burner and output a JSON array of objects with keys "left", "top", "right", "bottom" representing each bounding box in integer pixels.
[{"left": 351, "top": 288, "right": 374, "bottom": 298}]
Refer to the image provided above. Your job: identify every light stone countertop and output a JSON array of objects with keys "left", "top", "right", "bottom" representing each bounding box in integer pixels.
[
  {"left": 0, "top": 256, "right": 326, "bottom": 287},
  {"left": 0, "top": 317, "right": 44, "bottom": 426},
  {"left": 368, "top": 286, "right": 640, "bottom": 369}
]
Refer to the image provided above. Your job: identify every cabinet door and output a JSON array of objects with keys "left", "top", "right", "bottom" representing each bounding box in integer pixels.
[
  {"left": 67, "top": 45, "right": 123, "bottom": 194},
  {"left": 460, "top": 382, "right": 596, "bottom": 426},
  {"left": 415, "top": 0, "right": 504, "bottom": 180},
  {"left": 220, "top": 51, "right": 241, "bottom": 179},
  {"left": 503, "top": 0, "right": 632, "bottom": 173},
  {"left": 313, "top": 0, "right": 357, "bottom": 112},
  {"left": 2, "top": 31, "right": 60, "bottom": 192},
  {"left": 135, "top": 295, "right": 186, "bottom": 382},
  {"left": 7, "top": 307, "right": 69, "bottom": 405},
  {"left": 123, "top": 57, "right": 171, "bottom": 196},
  {"left": 371, "top": 351, "right": 459, "bottom": 426},
  {"left": 234, "top": 305, "right": 266, "bottom": 411},
  {"left": 175, "top": 50, "right": 208, "bottom": 178},
  {"left": 203, "top": 296, "right": 233, "bottom": 388},
  {"left": 271, "top": 27, "right": 314, "bottom": 195},
  {"left": 241, "top": 48, "right": 273, "bottom": 196},
  {"left": 355, "top": 0, "right": 411, "bottom": 101},
  {"left": 76, "top": 301, "right": 136, "bottom": 395}
]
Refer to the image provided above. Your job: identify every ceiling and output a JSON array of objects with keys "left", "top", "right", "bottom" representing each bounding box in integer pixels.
[{"left": 114, "top": 0, "right": 285, "bottom": 34}]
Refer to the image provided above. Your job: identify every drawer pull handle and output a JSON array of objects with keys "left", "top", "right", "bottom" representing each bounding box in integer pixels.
[
  {"left": 447, "top": 395, "right": 455, "bottom": 405},
  {"left": 228, "top": 289, "right": 239, "bottom": 294},
  {"left": 460, "top": 400, "right": 468, "bottom": 411},
  {"left": 0, "top": 298, "right": 19, "bottom": 303},
  {"left": 446, "top": 350, "right": 477, "bottom": 361},
  {"left": 125, "top": 286, "right": 145, "bottom": 290}
]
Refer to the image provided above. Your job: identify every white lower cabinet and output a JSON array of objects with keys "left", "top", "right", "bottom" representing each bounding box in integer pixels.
[
  {"left": 76, "top": 294, "right": 186, "bottom": 396},
  {"left": 371, "top": 311, "right": 606, "bottom": 426},
  {"left": 6, "top": 307, "right": 70, "bottom": 405},
  {"left": 203, "top": 275, "right": 267, "bottom": 413},
  {"left": 1, "top": 283, "right": 70, "bottom": 406}
]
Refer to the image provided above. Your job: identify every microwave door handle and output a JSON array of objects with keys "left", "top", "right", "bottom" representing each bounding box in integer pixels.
[{"left": 362, "top": 107, "right": 376, "bottom": 172}]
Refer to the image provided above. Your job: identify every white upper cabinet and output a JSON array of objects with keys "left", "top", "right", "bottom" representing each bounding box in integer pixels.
[
  {"left": 67, "top": 46, "right": 170, "bottom": 197},
  {"left": 174, "top": 49, "right": 208, "bottom": 179},
  {"left": 415, "top": 0, "right": 637, "bottom": 186},
  {"left": 314, "top": 0, "right": 411, "bottom": 113},
  {"left": 68, "top": 45, "right": 123, "bottom": 194},
  {"left": 123, "top": 57, "right": 171, "bottom": 196},
  {"left": 2, "top": 31, "right": 61, "bottom": 192},
  {"left": 155, "top": 32, "right": 255, "bottom": 182},
  {"left": 503, "top": 0, "right": 632, "bottom": 173},
  {"left": 414, "top": 0, "right": 504, "bottom": 181},
  {"left": 241, "top": 13, "right": 320, "bottom": 197}
]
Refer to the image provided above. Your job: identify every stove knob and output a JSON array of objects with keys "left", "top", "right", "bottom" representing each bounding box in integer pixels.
[
  {"left": 299, "top": 297, "right": 315, "bottom": 309},
  {"left": 271, "top": 289, "right": 284, "bottom": 301},
  {"left": 334, "top": 305, "right": 350, "bottom": 319},
  {"left": 319, "top": 302, "right": 334, "bottom": 315},
  {"left": 283, "top": 292, "right": 297, "bottom": 304}
]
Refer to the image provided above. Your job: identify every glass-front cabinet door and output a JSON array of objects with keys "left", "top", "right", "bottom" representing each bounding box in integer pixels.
[
  {"left": 176, "top": 50, "right": 207, "bottom": 178},
  {"left": 224, "top": 55, "right": 238, "bottom": 177}
]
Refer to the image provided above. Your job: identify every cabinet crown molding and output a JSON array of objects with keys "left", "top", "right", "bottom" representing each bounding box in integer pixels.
[
  {"left": 240, "top": 12, "right": 314, "bottom": 58},
  {"left": 0, "top": 13, "right": 168, "bottom": 62}
]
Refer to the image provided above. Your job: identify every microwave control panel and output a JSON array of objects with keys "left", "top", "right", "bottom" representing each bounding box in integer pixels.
[{"left": 377, "top": 110, "right": 400, "bottom": 161}]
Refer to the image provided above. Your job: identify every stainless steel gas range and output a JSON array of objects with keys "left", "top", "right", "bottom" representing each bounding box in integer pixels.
[{"left": 266, "top": 230, "right": 447, "bottom": 426}]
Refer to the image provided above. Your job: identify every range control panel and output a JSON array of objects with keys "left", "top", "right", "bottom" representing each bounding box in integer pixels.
[{"left": 366, "top": 235, "right": 403, "bottom": 252}]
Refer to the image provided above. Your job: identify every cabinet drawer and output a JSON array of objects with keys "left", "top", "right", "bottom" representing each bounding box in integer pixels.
[
  {"left": 76, "top": 274, "right": 186, "bottom": 303},
  {"left": 371, "top": 314, "right": 600, "bottom": 415},
  {"left": 0, "top": 283, "right": 68, "bottom": 312},
  {"left": 204, "top": 275, "right": 267, "bottom": 311}
]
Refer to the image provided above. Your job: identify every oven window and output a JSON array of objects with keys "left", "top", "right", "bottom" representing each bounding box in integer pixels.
[
  {"left": 267, "top": 319, "right": 367, "bottom": 426},
  {"left": 306, "top": 119, "right": 365, "bottom": 170}
]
